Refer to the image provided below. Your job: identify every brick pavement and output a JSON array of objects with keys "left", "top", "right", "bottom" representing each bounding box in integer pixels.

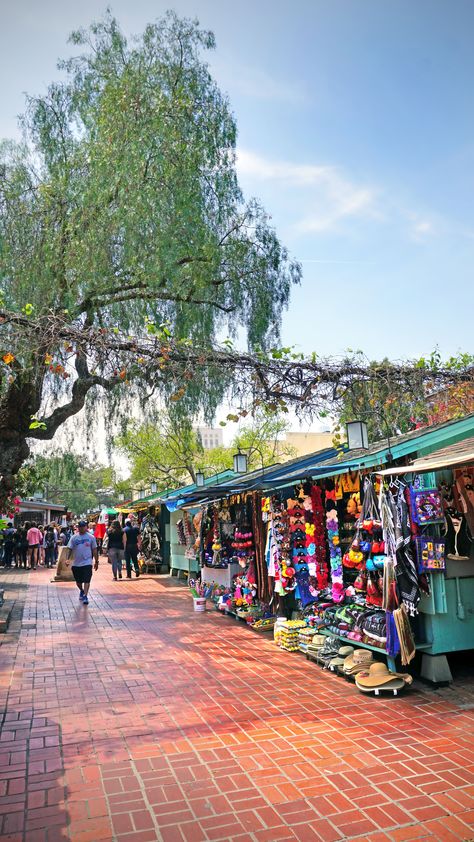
[{"left": 0, "top": 565, "right": 473, "bottom": 842}]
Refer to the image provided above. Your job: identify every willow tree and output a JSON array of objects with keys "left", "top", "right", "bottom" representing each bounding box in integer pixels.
[{"left": 0, "top": 12, "right": 300, "bottom": 497}]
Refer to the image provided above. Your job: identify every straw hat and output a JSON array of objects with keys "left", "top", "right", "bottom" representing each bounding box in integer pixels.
[
  {"left": 328, "top": 645, "right": 355, "bottom": 668},
  {"left": 307, "top": 634, "right": 326, "bottom": 649},
  {"left": 355, "top": 662, "right": 413, "bottom": 689},
  {"left": 343, "top": 649, "right": 374, "bottom": 673},
  {"left": 356, "top": 677, "right": 406, "bottom": 693}
]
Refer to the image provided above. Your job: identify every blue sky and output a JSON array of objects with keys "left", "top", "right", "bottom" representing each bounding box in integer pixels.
[{"left": 2, "top": 0, "right": 474, "bottom": 363}]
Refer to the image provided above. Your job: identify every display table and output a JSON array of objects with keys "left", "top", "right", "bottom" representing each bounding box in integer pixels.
[{"left": 201, "top": 562, "right": 241, "bottom": 588}]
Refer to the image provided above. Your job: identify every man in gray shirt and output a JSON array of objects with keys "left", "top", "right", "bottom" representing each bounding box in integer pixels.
[{"left": 67, "top": 520, "right": 99, "bottom": 605}]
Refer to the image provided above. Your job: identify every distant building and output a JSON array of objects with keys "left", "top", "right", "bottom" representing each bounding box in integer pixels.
[
  {"left": 15, "top": 498, "right": 67, "bottom": 526},
  {"left": 196, "top": 427, "right": 224, "bottom": 450},
  {"left": 282, "top": 431, "right": 334, "bottom": 459}
]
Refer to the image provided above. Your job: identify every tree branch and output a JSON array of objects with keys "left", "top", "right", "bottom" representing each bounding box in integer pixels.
[
  {"left": 29, "top": 353, "right": 120, "bottom": 441},
  {"left": 77, "top": 280, "right": 235, "bottom": 313}
]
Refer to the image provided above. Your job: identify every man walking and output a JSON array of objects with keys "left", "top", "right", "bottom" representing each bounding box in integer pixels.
[
  {"left": 67, "top": 520, "right": 99, "bottom": 605},
  {"left": 124, "top": 519, "right": 141, "bottom": 578}
]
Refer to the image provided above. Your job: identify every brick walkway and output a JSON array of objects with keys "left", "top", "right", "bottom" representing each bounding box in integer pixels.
[{"left": 0, "top": 566, "right": 473, "bottom": 842}]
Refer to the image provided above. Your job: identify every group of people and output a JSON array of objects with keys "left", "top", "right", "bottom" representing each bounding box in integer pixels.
[
  {"left": 0, "top": 521, "right": 74, "bottom": 569},
  {"left": 1, "top": 509, "right": 160, "bottom": 609}
]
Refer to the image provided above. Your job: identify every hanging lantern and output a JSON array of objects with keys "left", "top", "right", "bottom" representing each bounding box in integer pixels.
[
  {"left": 195, "top": 471, "right": 205, "bottom": 487},
  {"left": 346, "top": 420, "right": 369, "bottom": 450},
  {"left": 233, "top": 449, "right": 248, "bottom": 474}
]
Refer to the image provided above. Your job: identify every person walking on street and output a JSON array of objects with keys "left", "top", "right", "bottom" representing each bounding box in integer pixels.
[
  {"left": 3, "top": 523, "right": 16, "bottom": 568},
  {"left": 67, "top": 520, "right": 98, "bottom": 605},
  {"left": 124, "top": 519, "right": 141, "bottom": 578},
  {"left": 107, "top": 520, "right": 125, "bottom": 580},
  {"left": 27, "top": 522, "right": 43, "bottom": 570}
]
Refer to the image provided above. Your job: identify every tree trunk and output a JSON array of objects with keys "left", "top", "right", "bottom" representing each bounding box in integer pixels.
[
  {"left": 0, "top": 435, "right": 31, "bottom": 499},
  {"left": 0, "top": 377, "right": 40, "bottom": 500}
]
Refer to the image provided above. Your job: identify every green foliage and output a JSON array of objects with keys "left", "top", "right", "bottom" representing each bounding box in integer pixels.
[
  {"left": 337, "top": 355, "right": 426, "bottom": 441},
  {"left": 16, "top": 453, "right": 119, "bottom": 515},
  {"left": 116, "top": 417, "right": 203, "bottom": 489},
  {"left": 232, "top": 410, "right": 296, "bottom": 469},
  {"left": 0, "top": 10, "right": 300, "bottom": 423},
  {"left": 337, "top": 349, "right": 474, "bottom": 442},
  {"left": 115, "top": 409, "right": 295, "bottom": 489}
]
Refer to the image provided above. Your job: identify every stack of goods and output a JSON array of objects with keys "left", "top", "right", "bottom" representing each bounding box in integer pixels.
[
  {"left": 298, "top": 627, "right": 317, "bottom": 654},
  {"left": 316, "top": 636, "right": 341, "bottom": 666},
  {"left": 306, "top": 633, "right": 326, "bottom": 661},
  {"left": 328, "top": 645, "right": 355, "bottom": 672},
  {"left": 355, "top": 662, "right": 413, "bottom": 695},
  {"left": 342, "top": 649, "right": 374, "bottom": 678},
  {"left": 273, "top": 617, "right": 288, "bottom": 646},
  {"left": 320, "top": 603, "right": 387, "bottom": 649},
  {"left": 279, "top": 620, "right": 306, "bottom": 652},
  {"left": 361, "top": 612, "right": 387, "bottom": 648},
  {"left": 307, "top": 604, "right": 333, "bottom": 628},
  {"left": 252, "top": 617, "right": 276, "bottom": 631}
]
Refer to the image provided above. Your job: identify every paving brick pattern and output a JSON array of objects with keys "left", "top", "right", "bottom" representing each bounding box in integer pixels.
[{"left": 0, "top": 566, "right": 473, "bottom": 841}]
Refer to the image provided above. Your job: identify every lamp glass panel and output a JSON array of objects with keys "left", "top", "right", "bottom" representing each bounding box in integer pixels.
[
  {"left": 347, "top": 421, "right": 369, "bottom": 450},
  {"left": 233, "top": 452, "right": 248, "bottom": 473}
]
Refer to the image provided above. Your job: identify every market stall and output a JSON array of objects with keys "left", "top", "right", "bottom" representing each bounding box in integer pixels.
[
  {"left": 377, "top": 438, "right": 474, "bottom": 682},
  {"left": 174, "top": 414, "right": 474, "bottom": 688}
]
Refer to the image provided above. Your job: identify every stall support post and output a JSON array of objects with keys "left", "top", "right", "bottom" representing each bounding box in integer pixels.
[{"left": 420, "top": 653, "right": 453, "bottom": 684}]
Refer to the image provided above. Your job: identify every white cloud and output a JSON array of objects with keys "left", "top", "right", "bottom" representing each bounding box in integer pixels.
[
  {"left": 411, "top": 220, "right": 434, "bottom": 239},
  {"left": 237, "top": 149, "right": 379, "bottom": 234},
  {"left": 404, "top": 211, "right": 436, "bottom": 242}
]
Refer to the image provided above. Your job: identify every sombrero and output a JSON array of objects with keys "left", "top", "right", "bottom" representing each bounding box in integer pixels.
[
  {"left": 343, "top": 649, "right": 374, "bottom": 674},
  {"left": 307, "top": 634, "right": 326, "bottom": 651},
  {"left": 356, "top": 677, "right": 406, "bottom": 693},
  {"left": 355, "top": 662, "right": 413, "bottom": 689}
]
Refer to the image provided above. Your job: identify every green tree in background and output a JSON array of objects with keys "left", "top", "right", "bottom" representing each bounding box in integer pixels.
[
  {"left": 334, "top": 351, "right": 474, "bottom": 446},
  {"left": 116, "top": 411, "right": 296, "bottom": 490},
  {"left": 16, "top": 454, "right": 119, "bottom": 515},
  {"left": 0, "top": 10, "right": 300, "bottom": 497}
]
